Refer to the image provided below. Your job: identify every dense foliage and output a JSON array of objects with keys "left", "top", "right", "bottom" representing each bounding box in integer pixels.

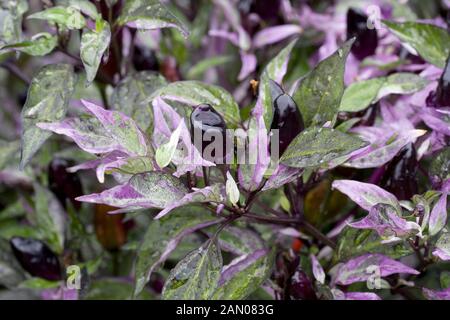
[{"left": 0, "top": 0, "right": 449, "bottom": 300}]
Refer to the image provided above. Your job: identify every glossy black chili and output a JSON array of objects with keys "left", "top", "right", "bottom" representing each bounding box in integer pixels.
[
  {"left": 10, "top": 237, "right": 62, "bottom": 281},
  {"left": 269, "top": 80, "right": 305, "bottom": 155},
  {"left": 190, "top": 104, "right": 227, "bottom": 163},
  {"left": 346, "top": 8, "right": 378, "bottom": 60},
  {"left": 381, "top": 143, "right": 418, "bottom": 201}
]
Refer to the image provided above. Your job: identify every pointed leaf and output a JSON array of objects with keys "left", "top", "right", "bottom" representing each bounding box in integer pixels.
[
  {"left": 34, "top": 184, "right": 65, "bottom": 254},
  {"left": 429, "top": 193, "right": 448, "bottom": 236},
  {"left": 111, "top": 71, "right": 167, "bottom": 132},
  {"left": 332, "top": 180, "right": 401, "bottom": 212},
  {"left": 154, "top": 184, "right": 226, "bottom": 219},
  {"left": 117, "top": 0, "right": 188, "bottom": 37},
  {"left": 257, "top": 39, "right": 297, "bottom": 128},
  {"left": 349, "top": 203, "right": 421, "bottom": 240},
  {"left": 384, "top": 20, "right": 450, "bottom": 68},
  {"left": 280, "top": 127, "right": 367, "bottom": 168},
  {"left": 76, "top": 171, "right": 188, "bottom": 211},
  {"left": 20, "top": 64, "right": 76, "bottom": 168},
  {"left": 134, "top": 206, "right": 219, "bottom": 296},
  {"left": 433, "top": 232, "right": 450, "bottom": 261},
  {"left": 162, "top": 240, "right": 222, "bottom": 300},
  {"left": 226, "top": 171, "right": 240, "bottom": 205},
  {"left": 28, "top": 6, "right": 86, "bottom": 30},
  {"left": 213, "top": 248, "right": 274, "bottom": 300},
  {"left": 80, "top": 19, "right": 111, "bottom": 84},
  {"left": 293, "top": 38, "right": 354, "bottom": 127},
  {"left": 1, "top": 32, "right": 57, "bottom": 56},
  {"left": 333, "top": 253, "right": 419, "bottom": 286}
]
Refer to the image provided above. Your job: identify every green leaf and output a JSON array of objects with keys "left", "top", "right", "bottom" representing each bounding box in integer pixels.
[
  {"left": 155, "top": 123, "right": 182, "bottom": 168},
  {"left": 162, "top": 239, "right": 222, "bottom": 300},
  {"left": 152, "top": 81, "right": 241, "bottom": 128},
  {"left": 187, "top": 55, "right": 232, "bottom": 79},
  {"left": 111, "top": 71, "right": 168, "bottom": 132},
  {"left": 0, "top": 140, "right": 20, "bottom": 170},
  {"left": 339, "top": 78, "right": 385, "bottom": 113},
  {"left": 333, "top": 227, "right": 413, "bottom": 264},
  {"left": 19, "top": 277, "right": 61, "bottom": 289},
  {"left": 0, "top": 239, "right": 25, "bottom": 288},
  {"left": 134, "top": 206, "right": 218, "bottom": 296},
  {"left": 80, "top": 19, "right": 111, "bottom": 85},
  {"left": 440, "top": 271, "right": 450, "bottom": 289},
  {"left": 430, "top": 147, "right": 450, "bottom": 181},
  {"left": 27, "top": 6, "right": 86, "bottom": 30},
  {"left": 68, "top": 0, "right": 100, "bottom": 20},
  {"left": 293, "top": 38, "right": 354, "bottom": 127},
  {"left": 0, "top": 0, "right": 28, "bottom": 45},
  {"left": 383, "top": 20, "right": 450, "bottom": 68},
  {"left": 34, "top": 184, "right": 65, "bottom": 254},
  {"left": 339, "top": 73, "right": 428, "bottom": 112},
  {"left": 216, "top": 226, "right": 264, "bottom": 255},
  {"left": 280, "top": 127, "right": 367, "bottom": 168},
  {"left": 0, "top": 32, "right": 57, "bottom": 56},
  {"left": 86, "top": 279, "right": 153, "bottom": 300},
  {"left": 258, "top": 39, "right": 297, "bottom": 128},
  {"left": 376, "top": 73, "right": 428, "bottom": 100},
  {"left": 225, "top": 172, "right": 240, "bottom": 205},
  {"left": 20, "top": 64, "right": 76, "bottom": 169},
  {"left": 213, "top": 249, "right": 274, "bottom": 300},
  {"left": 116, "top": 0, "right": 188, "bottom": 37}
]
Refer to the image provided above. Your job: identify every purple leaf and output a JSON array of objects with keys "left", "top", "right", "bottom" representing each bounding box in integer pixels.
[
  {"left": 346, "top": 127, "right": 426, "bottom": 168},
  {"left": 349, "top": 203, "right": 421, "bottom": 240},
  {"left": 154, "top": 184, "right": 226, "bottom": 219},
  {"left": 433, "top": 232, "right": 450, "bottom": 261},
  {"left": 332, "top": 253, "right": 419, "bottom": 286},
  {"left": 310, "top": 254, "right": 325, "bottom": 284},
  {"left": 37, "top": 117, "right": 121, "bottom": 154},
  {"left": 38, "top": 100, "right": 148, "bottom": 157},
  {"left": 423, "top": 287, "right": 450, "bottom": 300},
  {"left": 76, "top": 171, "right": 188, "bottom": 212},
  {"left": 152, "top": 97, "right": 214, "bottom": 176},
  {"left": 253, "top": 25, "right": 302, "bottom": 48},
  {"left": 429, "top": 192, "right": 448, "bottom": 236},
  {"left": 261, "top": 164, "right": 303, "bottom": 191},
  {"left": 238, "top": 51, "right": 256, "bottom": 81},
  {"left": 343, "top": 292, "right": 381, "bottom": 300},
  {"left": 332, "top": 180, "right": 401, "bottom": 212},
  {"left": 81, "top": 100, "right": 147, "bottom": 156}
]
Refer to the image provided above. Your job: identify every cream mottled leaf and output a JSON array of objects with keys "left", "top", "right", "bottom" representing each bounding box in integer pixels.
[
  {"left": 293, "top": 38, "right": 354, "bottom": 127},
  {"left": 116, "top": 0, "right": 188, "bottom": 37},
  {"left": 162, "top": 240, "right": 222, "bottom": 300},
  {"left": 384, "top": 20, "right": 450, "bottom": 68},
  {"left": 80, "top": 19, "right": 111, "bottom": 84},
  {"left": 20, "top": 64, "right": 77, "bottom": 169},
  {"left": 134, "top": 206, "right": 219, "bottom": 296},
  {"left": 280, "top": 127, "right": 367, "bottom": 168}
]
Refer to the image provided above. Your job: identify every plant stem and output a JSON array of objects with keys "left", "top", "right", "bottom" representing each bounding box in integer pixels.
[
  {"left": 202, "top": 166, "right": 209, "bottom": 186},
  {"left": 1, "top": 61, "right": 30, "bottom": 84}
]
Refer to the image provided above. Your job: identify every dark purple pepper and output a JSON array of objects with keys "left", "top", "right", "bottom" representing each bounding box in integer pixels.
[
  {"left": 190, "top": 104, "right": 227, "bottom": 163},
  {"left": 10, "top": 237, "right": 61, "bottom": 281},
  {"left": 381, "top": 143, "right": 418, "bottom": 200},
  {"left": 346, "top": 8, "right": 378, "bottom": 60},
  {"left": 359, "top": 102, "right": 378, "bottom": 126},
  {"left": 269, "top": 80, "right": 304, "bottom": 155},
  {"left": 133, "top": 46, "right": 159, "bottom": 72},
  {"left": 289, "top": 268, "right": 317, "bottom": 300},
  {"left": 48, "top": 158, "right": 83, "bottom": 210},
  {"left": 436, "top": 54, "right": 450, "bottom": 107}
]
